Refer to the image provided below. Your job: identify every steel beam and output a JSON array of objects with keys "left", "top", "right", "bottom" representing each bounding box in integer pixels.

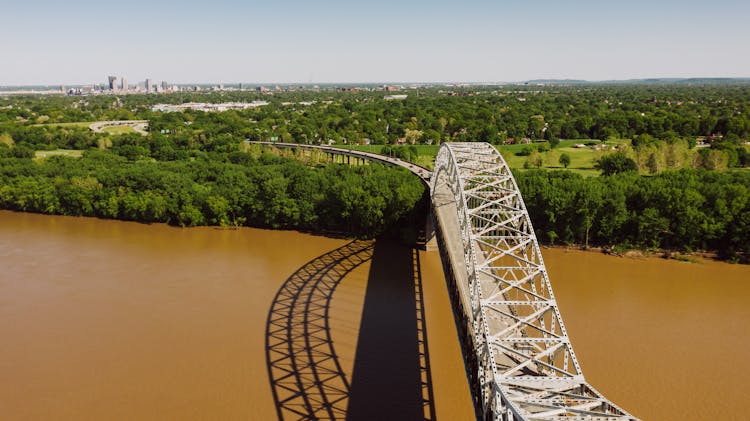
[{"left": 431, "top": 142, "right": 636, "bottom": 421}]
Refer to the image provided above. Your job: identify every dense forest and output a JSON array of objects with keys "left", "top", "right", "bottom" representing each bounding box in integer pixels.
[
  {"left": 0, "top": 84, "right": 748, "bottom": 260},
  {"left": 3, "top": 85, "right": 750, "bottom": 143},
  {"left": 0, "top": 148, "right": 426, "bottom": 238},
  {"left": 517, "top": 169, "right": 750, "bottom": 261},
  {"left": 2, "top": 84, "right": 748, "bottom": 172}
]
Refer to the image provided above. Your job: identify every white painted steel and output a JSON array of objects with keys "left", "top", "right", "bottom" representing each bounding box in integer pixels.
[
  {"left": 431, "top": 142, "right": 636, "bottom": 421},
  {"left": 256, "top": 140, "right": 636, "bottom": 420}
]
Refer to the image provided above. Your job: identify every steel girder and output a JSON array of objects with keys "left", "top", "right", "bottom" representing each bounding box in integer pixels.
[{"left": 431, "top": 142, "right": 636, "bottom": 421}]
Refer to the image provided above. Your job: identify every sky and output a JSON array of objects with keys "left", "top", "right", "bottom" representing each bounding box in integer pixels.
[{"left": 1, "top": 0, "right": 749, "bottom": 85}]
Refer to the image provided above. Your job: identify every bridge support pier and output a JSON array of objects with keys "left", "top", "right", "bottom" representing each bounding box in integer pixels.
[{"left": 422, "top": 211, "right": 438, "bottom": 251}]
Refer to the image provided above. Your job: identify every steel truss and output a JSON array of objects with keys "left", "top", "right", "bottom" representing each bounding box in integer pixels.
[{"left": 431, "top": 142, "right": 636, "bottom": 421}]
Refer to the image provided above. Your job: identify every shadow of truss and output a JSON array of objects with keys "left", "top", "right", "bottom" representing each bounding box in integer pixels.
[{"left": 265, "top": 240, "right": 374, "bottom": 421}]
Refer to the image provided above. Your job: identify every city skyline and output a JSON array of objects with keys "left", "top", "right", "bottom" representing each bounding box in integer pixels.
[{"left": 2, "top": 0, "right": 749, "bottom": 85}]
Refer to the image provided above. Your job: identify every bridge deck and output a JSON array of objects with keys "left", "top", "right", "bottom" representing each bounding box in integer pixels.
[
  {"left": 251, "top": 141, "right": 431, "bottom": 185},
  {"left": 433, "top": 183, "right": 541, "bottom": 387},
  {"left": 431, "top": 142, "right": 635, "bottom": 420}
]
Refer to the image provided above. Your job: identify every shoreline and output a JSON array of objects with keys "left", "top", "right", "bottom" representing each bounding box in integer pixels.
[
  {"left": 541, "top": 243, "right": 723, "bottom": 264},
  {"left": 0, "top": 208, "right": 741, "bottom": 264}
]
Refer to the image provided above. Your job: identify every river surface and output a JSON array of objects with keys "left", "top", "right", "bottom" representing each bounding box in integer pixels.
[{"left": 0, "top": 211, "right": 748, "bottom": 420}]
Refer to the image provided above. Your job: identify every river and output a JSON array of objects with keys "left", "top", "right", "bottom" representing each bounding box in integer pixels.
[{"left": 0, "top": 211, "right": 747, "bottom": 420}]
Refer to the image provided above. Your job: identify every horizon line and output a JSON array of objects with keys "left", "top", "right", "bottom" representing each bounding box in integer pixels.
[{"left": 3, "top": 76, "right": 750, "bottom": 88}]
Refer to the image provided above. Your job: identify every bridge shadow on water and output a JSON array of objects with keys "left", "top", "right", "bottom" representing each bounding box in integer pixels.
[{"left": 265, "top": 239, "right": 436, "bottom": 421}]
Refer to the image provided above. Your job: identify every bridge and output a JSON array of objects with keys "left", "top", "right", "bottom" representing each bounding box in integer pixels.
[{"left": 259, "top": 142, "right": 636, "bottom": 421}]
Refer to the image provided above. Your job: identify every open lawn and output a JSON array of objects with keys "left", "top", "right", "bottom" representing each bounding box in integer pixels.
[
  {"left": 335, "top": 140, "right": 626, "bottom": 175},
  {"left": 497, "top": 139, "right": 628, "bottom": 175},
  {"left": 336, "top": 144, "right": 440, "bottom": 169},
  {"left": 32, "top": 122, "right": 93, "bottom": 128},
  {"left": 33, "top": 121, "right": 148, "bottom": 136},
  {"left": 102, "top": 125, "right": 137, "bottom": 135},
  {"left": 34, "top": 149, "right": 84, "bottom": 160},
  {"left": 337, "top": 144, "right": 440, "bottom": 156}
]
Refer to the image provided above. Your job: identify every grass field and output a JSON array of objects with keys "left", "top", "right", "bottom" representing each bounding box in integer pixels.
[
  {"left": 337, "top": 144, "right": 440, "bottom": 156},
  {"left": 336, "top": 144, "right": 439, "bottom": 169},
  {"left": 32, "top": 122, "right": 93, "bottom": 128},
  {"left": 496, "top": 139, "right": 617, "bottom": 170},
  {"left": 34, "top": 149, "right": 84, "bottom": 160},
  {"left": 102, "top": 125, "right": 137, "bottom": 135},
  {"left": 33, "top": 121, "right": 142, "bottom": 135},
  {"left": 335, "top": 140, "right": 624, "bottom": 175}
]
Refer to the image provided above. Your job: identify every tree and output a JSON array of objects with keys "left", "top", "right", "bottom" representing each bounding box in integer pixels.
[
  {"left": 404, "top": 128, "right": 423, "bottom": 145},
  {"left": 529, "top": 115, "right": 546, "bottom": 139},
  {"left": 595, "top": 152, "right": 637, "bottom": 175},
  {"left": 0, "top": 132, "right": 14, "bottom": 147},
  {"left": 559, "top": 153, "right": 571, "bottom": 168},
  {"left": 528, "top": 150, "right": 543, "bottom": 168},
  {"left": 646, "top": 152, "right": 660, "bottom": 174},
  {"left": 516, "top": 146, "right": 534, "bottom": 156}
]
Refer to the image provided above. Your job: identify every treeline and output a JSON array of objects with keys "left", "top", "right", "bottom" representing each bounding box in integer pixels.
[
  {"left": 0, "top": 151, "right": 425, "bottom": 238},
  {"left": 3, "top": 84, "right": 750, "bottom": 146},
  {"left": 142, "top": 85, "right": 750, "bottom": 145},
  {"left": 1, "top": 145, "right": 748, "bottom": 260},
  {"left": 516, "top": 169, "right": 750, "bottom": 261}
]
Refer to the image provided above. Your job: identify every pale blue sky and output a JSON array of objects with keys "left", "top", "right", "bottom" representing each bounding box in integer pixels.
[{"left": 1, "top": 0, "right": 748, "bottom": 85}]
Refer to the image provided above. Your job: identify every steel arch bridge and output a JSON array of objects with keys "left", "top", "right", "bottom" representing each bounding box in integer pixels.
[
  {"left": 257, "top": 141, "right": 636, "bottom": 420},
  {"left": 431, "top": 142, "right": 634, "bottom": 420}
]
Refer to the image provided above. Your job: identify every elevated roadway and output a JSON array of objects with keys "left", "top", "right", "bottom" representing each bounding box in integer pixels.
[{"left": 251, "top": 142, "right": 431, "bottom": 185}]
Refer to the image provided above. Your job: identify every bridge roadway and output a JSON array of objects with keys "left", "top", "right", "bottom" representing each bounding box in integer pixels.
[
  {"left": 257, "top": 141, "right": 636, "bottom": 420},
  {"left": 251, "top": 141, "right": 431, "bottom": 184}
]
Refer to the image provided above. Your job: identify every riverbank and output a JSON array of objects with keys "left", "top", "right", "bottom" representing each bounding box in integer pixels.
[{"left": 542, "top": 243, "right": 724, "bottom": 264}]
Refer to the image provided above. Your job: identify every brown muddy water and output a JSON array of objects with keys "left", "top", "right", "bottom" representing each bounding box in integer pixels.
[{"left": 0, "top": 211, "right": 748, "bottom": 420}]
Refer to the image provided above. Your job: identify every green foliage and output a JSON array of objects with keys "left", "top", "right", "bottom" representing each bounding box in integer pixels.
[
  {"left": 516, "top": 169, "right": 750, "bottom": 261},
  {"left": 380, "top": 145, "right": 419, "bottom": 162},
  {"left": 6, "top": 83, "right": 749, "bottom": 150},
  {"left": 1, "top": 83, "right": 749, "bottom": 258},
  {"left": 0, "top": 152, "right": 424, "bottom": 238},
  {"left": 559, "top": 153, "right": 571, "bottom": 168},
  {"left": 595, "top": 151, "right": 638, "bottom": 175},
  {"left": 516, "top": 146, "right": 534, "bottom": 156}
]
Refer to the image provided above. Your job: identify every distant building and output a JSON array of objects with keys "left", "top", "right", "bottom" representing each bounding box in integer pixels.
[
  {"left": 121, "top": 77, "right": 128, "bottom": 91},
  {"left": 161, "top": 81, "right": 168, "bottom": 91},
  {"left": 145, "top": 78, "right": 153, "bottom": 93},
  {"left": 151, "top": 101, "right": 269, "bottom": 113},
  {"left": 108, "top": 76, "right": 118, "bottom": 91}
]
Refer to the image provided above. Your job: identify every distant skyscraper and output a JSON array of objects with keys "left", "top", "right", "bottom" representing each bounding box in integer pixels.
[
  {"left": 108, "top": 76, "right": 118, "bottom": 91},
  {"left": 145, "top": 78, "right": 153, "bottom": 93},
  {"left": 121, "top": 77, "right": 128, "bottom": 91},
  {"left": 161, "top": 81, "right": 168, "bottom": 91}
]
